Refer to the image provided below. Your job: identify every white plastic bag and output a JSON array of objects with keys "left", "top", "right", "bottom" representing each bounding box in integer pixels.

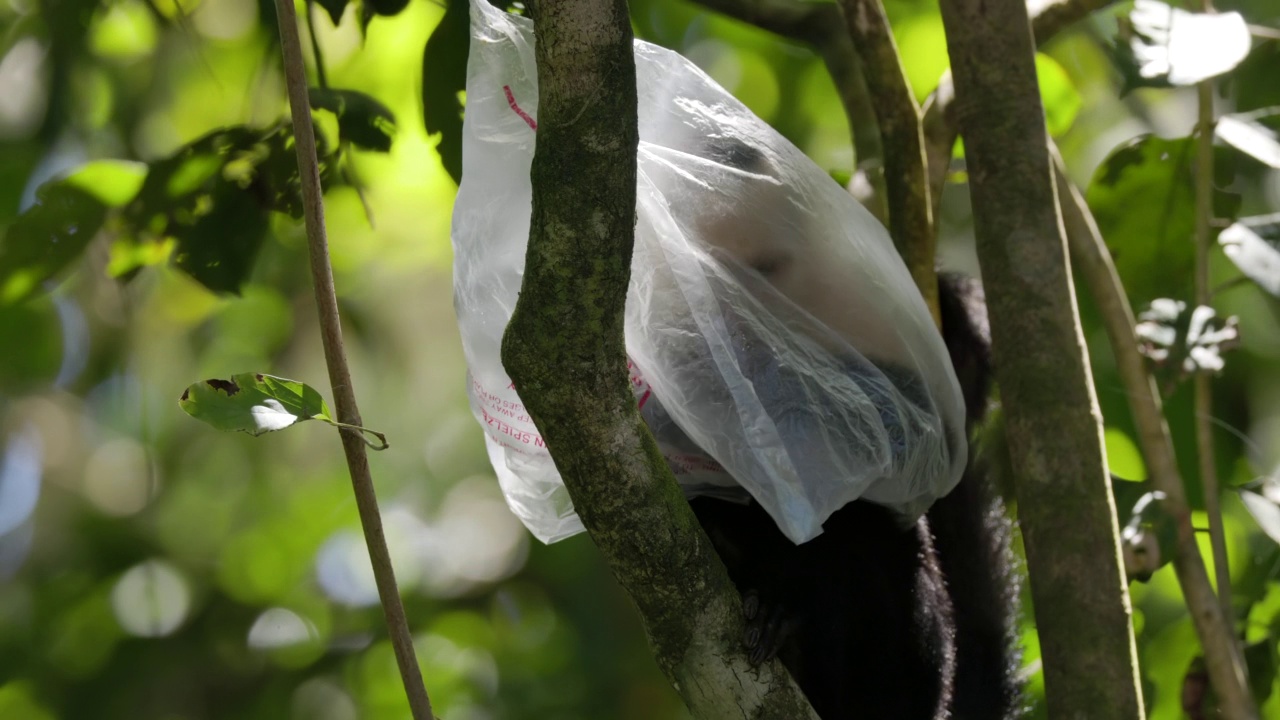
[{"left": 451, "top": 1, "right": 967, "bottom": 545}]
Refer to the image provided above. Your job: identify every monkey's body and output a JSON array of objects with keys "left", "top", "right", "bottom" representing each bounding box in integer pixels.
[{"left": 688, "top": 274, "right": 1019, "bottom": 720}]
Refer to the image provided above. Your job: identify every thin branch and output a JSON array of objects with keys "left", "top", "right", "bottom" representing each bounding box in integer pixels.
[
  {"left": 836, "top": 0, "right": 937, "bottom": 322},
  {"left": 1051, "top": 144, "right": 1257, "bottom": 720},
  {"left": 272, "top": 2, "right": 433, "bottom": 718},
  {"left": 1193, "top": 0, "right": 1234, "bottom": 631}
]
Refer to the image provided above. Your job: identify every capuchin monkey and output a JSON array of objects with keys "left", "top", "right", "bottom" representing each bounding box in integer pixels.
[{"left": 640, "top": 139, "right": 1020, "bottom": 720}]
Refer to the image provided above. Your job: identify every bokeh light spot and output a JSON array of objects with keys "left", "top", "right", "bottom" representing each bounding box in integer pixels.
[{"left": 110, "top": 559, "right": 191, "bottom": 637}]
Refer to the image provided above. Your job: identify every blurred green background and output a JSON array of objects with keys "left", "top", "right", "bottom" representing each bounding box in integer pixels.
[{"left": 1, "top": 0, "right": 1279, "bottom": 718}]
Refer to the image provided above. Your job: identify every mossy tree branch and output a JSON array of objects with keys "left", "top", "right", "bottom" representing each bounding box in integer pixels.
[
  {"left": 937, "top": 0, "right": 1145, "bottom": 715},
  {"left": 1052, "top": 144, "right": 1257, "bottom": 720},
  {"left": 500, "top": 1, "right": 817, "bottom": 717}
]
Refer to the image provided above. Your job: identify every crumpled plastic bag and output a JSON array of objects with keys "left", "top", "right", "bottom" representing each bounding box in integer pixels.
[{"left": 451, "top": 0, "right": 967, "bottom": 545}]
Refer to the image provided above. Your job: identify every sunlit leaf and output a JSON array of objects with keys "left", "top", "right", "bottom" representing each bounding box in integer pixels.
[
  {"left": 1036, "top": 53, "right": 1082, "bottom": 138},
  {"left": 1217, "top": 116, "right": 1280, "bottom": 169},
  {"left": 179, "top": 373, "right": 333, "bottom": 436},
  {"left": 1219, "top": 215, "right": 1280, "bottom": 297},
  {"left": 1241, "top": 488, "right": 1280, "bottom": 546},
  {"left": 309, "top": 88, "right": 396, "bottom": 153},
  {"left": 422, "top": 0, "right": 469, "bottom": 184},
  {"left": 0, "top": 182, "right": 107, "bottom": 305},
  {"left": 1119, "top": 0, "right": 1251, "bottom": 87},
  {"left": 62, "top": 160, "right": 148, "bottom": 207}
]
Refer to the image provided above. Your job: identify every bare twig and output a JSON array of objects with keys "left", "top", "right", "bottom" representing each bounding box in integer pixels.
[
  {"left": 938, "top": 0, "right": 1144, "bottom": 713},
  {"left": 1193, "top": 0, "right": 1234, "bottom": 635},
  {"left": 272, "top": 2, "right": 433, "bottom": 718},
  {"left": 1052, "top": 144, "right": 1256, "bottom": 720},
  {"left": 836, "top": 0, "right": 937, "bottom": 321}
]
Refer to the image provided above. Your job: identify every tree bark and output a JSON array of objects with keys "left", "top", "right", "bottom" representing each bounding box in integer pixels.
[
  {"left": 500, "top": 2, "right": 818, "bottom": 717},
  {"left": 937, "top": 0, "right": 1145, "bottom": 717}
]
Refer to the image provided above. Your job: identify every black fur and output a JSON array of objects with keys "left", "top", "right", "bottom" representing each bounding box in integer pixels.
[{"left": 690, "top": 273, "right": 1019, "bottom": 719}]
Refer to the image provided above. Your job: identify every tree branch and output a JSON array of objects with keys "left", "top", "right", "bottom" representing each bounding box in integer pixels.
[
  {"left": 1051, "top": 144, "right": 1257, "bottom": 720},
  {"left": 924, "top": 0, "right": 1116, "bottom": 221},
  {"left": 937, "top": 0, "right": 1145, "bottom": 715},
  {"left": 501, "top": 1, "right": 818, "bottom": 717},
  {"left": 836, "top": 0, "right": 937, "bottom": 321},
  {"left": 272, "top": 1, "right": 433, "bottom": 718}
]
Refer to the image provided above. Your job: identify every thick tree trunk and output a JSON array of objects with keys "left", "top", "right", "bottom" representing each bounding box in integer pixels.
[
  {"left": 937, "top": 0, "right": 1146, "bottom": 717},
  {"left": 500, "top": 2, "right": 818, "bottom": 717}
]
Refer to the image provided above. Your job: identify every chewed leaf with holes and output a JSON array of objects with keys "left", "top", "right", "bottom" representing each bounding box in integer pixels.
[
  {"left": 179, "top": 373, "right": 388, "bottom": 449},
  {"left": 1116, "top": 0, "right": 1250, "bottom": 88},
  {"left": 179, "top": 373, "right": 332, "bottom": 436}
]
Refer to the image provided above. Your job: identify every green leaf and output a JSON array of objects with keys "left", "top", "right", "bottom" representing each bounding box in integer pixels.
[
  {"left": 1116, "top": 0, "right": 1251, "bottom": 88},
  {"left": 118, "top": 124, "right": 326, "bottom": 292},
  {"left": 309, "top": 88, "right": 396, "bottom": 153},
  {"left": 422, "top": 0, "right": 469, "bottom": 184},
  {"left": 179, "top": 373, "right": 389, "bottom": 449},
  {"left": 61, "top": 160, "right": 148, "bottom": 207},
  {"left": 1219, "top": 215, "right": 1280, "bottom": 297},
  {"left": 179, "top": 373, "right": 333, "bottom": 436},
  {"left": 1087, "top": 135, "right": 1195, "bottom": 303},
  {"left": 1035, "top": 53, "right": 1081, "bottom": 138},
  {"left": 0, "top": 181, "right": 108, "bottom": 305}
]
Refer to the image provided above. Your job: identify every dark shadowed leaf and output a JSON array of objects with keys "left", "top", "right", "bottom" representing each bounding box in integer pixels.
[
  {"left": 1217, "top": 116, "right": 1280, "bottom": 169},
  {"left": 364, "top": 0, "right": 410, "bottom": 17},
  {"left": 117, "top": 124, "right": 327, "bottom": 293},
  {"left": 315, "top": 0, "right": 349, "bottom": 26},
  {"left": 309, "top": 88, "right": 396, "bottom": 152},
  {"left": 1219, "top": 215, "right": 1280, "bottom": 297},
  {"left": 1244, "top": 639, "right": 1278, "bottom": 706},
  {"left": 1087, "top": 135, "right": 1195, "bottom": 302},
  {"left": 179, "top": 373, "right": 332, "bottom": 436},
  {"left": 422, "top": 0, "right": 469, "bottom": 184},
  {"left": 1116, "top": 0, "right": 1250, "bottom": 89},
  {"left": 0, "top": 182, "right": 107, "bottom": 305}
]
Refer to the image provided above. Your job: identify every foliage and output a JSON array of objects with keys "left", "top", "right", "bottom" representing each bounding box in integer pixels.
[{"left": 0, "top": 0, "right": 1279, "bottom": 718}]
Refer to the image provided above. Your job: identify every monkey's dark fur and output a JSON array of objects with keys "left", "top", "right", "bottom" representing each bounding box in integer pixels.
[{"left": 690, "top": 273, "right": 1020, "bottom": 720}]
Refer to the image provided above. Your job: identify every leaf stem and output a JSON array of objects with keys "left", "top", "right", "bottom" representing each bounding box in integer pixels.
[{"left": 272, "top": 1, "right": 433, "bottom": 718}]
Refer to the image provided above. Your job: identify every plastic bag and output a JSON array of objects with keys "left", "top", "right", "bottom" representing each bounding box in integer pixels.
[{"left": 451, "top": 0, "right": 967, "bottom": 545}]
